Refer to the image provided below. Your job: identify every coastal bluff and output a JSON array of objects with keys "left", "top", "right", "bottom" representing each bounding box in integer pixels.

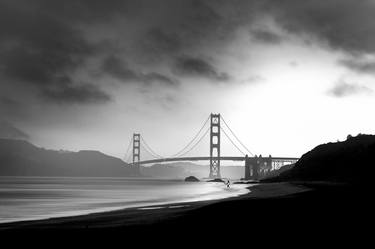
[
  {"left": 265, "top": 134, "right": 375, "bottom": 185},
  {"left": 0, "top": 139, "right": 139, "bottom": 177}
]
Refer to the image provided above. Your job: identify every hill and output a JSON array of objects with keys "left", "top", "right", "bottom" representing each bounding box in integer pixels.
[
  {"left": 0, "top": 139, "right": 138, "bottom": 177},
  {"left": 262, "top": 163, "right": 295, "bottom": 179},
  {"left": 267, "top": 134, "right": 375, "bottom": 185}
]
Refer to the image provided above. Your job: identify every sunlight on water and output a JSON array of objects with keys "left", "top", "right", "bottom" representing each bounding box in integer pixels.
[{"left": 0, "top": 177, "right": 250, "bottom": 224}]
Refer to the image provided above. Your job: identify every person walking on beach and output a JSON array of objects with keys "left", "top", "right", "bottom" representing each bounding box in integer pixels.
[{"left": 226, "top": 180, "right": 230, "bottom": 188}]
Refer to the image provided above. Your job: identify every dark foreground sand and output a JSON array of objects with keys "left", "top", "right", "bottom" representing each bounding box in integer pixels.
[
  {"left": 0, "top": 183, "right": 308, "bottom": 229},
  {"left": 0, "top": 182, "right": 372, "bottom": 244}
]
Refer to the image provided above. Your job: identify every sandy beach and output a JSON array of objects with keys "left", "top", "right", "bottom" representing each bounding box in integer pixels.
[
  {"left": 0, "top": 182, "right": 311, "bottom": 230},
  {"left": 0, "top": 181, "right": 372, "bottom": 247}
]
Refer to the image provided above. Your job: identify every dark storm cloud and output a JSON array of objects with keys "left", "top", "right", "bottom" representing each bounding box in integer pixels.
[
  {"left": 1, "top": 0, "right": 141, "bottom": 26},
  {"left": 0, "top": 0, "right": 256, "bottom": 106},
  {"left": 101, "top": 56, "right": 140, "bottom": 82},
  {"left": 339, "top": 58, "right": 375, "bottom": 75},
  {"left": 101, "top": 56, "right": 178, "bottom": 86},
  {"left": 42, "top": 81, "right": 111, "bottom": 104},
  {"left": 2, "top": 0, "right": 375, "bottom": 109},
  {"left": 133, "top": 0, "right": 375, "bottom": 64},
  {"left": 173, "top": 56, "right": 230, "bottom": 82},
  {"left": 328, "top": 80, "right": 373, "bottom": 98},
  {"left": 178, "top": 0, "right": 223, "bottom": 38},
  {"left": 143, "top": 73, "right": 177, "bottom": 86},
  {"left": 140, "top": 28, "right": 183, "bottom": 58},
  {"left": 257, "top": 0, "right": 375, "bottom": 55},
  {"left": 0, "top": 0, "right": 112, "bottom": 105},
  {"left": 132, "top": 0, "right": 231, "bottom": 63},
  {"left": 250, "top": 29, "right": 282, "bottom": 44}
]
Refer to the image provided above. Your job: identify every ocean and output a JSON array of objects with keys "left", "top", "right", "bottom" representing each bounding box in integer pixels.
[{"left": 0, "top": 177, "right": 249, "bottom": 224}]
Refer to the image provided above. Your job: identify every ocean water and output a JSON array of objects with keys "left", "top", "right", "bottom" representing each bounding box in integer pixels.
[{"left": 0, "top": 177, "right": 249, "bottom": 224}]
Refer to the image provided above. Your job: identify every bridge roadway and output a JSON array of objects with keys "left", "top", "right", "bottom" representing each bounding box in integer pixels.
[{"left": 134, "top": 156, "right": 300, "bottom": 165}]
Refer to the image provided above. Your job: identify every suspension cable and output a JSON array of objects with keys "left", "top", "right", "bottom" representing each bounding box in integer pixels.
[
  {"left": 140, "top": 142, "right": 162, "bottom": 159},
  {"left": 220, "top": 126, "right": 246, "bottom": 156},
  {"left": 125, "top": 114, "right": 253, "bottom": 161},
  {"left": 177, "top": 127, "right": 210, "bottom": 157},
  {"left": 126, "top": 152, "right": 132, "bottom": 163},
  {"left": 169, "top": 115, "right": 210, "bottom": 157},
  {"left": 221, "top": 115, "right": 254, "bottom": 156},
  {"left": 132, "top": 115, "right": 210, "bottom": 159},
  {"left": 140, "top": 135, "right": 164, "bottom": 159},
  {"left": 123, "top": 136, "right": 133, "bottom": 161}
]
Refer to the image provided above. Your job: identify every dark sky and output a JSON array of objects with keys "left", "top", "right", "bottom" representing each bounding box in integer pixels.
[{"left": 1, "top": 0, "right": 375, "bottom": 158}]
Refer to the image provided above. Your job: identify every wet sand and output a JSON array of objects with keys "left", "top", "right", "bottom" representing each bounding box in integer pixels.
[
  {"left": 0, "top": 182, "right": 371, "bottom": 245},
  {"left": 0, "top": 182, "right": 311, "bottom": 229}
]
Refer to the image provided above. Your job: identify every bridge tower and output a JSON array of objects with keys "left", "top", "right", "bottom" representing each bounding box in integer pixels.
[
  {"left": 245, "top": 155, "right": 250, "bottom": 179},
  {"left": 209, "top": 113, "right": 221, "bottom": 178},
  {"left": 132, "top": 133, "right": 140, "bottom": 173},
  {"left": 253, "top": 155, "right": 260, "bottom": 180}
]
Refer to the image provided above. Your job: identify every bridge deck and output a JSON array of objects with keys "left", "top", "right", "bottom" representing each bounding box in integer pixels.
[{"left": 133, "top": 156, "right": 299, "bottom": 165}]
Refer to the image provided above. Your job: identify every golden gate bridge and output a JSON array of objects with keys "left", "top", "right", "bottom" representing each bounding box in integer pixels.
[{"left": 123, "top": 114, "right": 299, "bottom": 179}]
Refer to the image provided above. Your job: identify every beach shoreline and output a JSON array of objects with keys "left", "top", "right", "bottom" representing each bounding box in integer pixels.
[
  {"left": 1, "top": 181, "right": 371, "bottom": 247},
  {"left": 0, "top": 180, "right": 250, "bottom": 225},
  {"left": 0, "top": 182, "right": 310, "bottom": 230}
]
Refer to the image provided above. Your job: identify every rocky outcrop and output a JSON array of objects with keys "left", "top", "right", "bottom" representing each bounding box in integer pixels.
[{"left": 184, "top": 176, "right": 200, "bottom": 182}]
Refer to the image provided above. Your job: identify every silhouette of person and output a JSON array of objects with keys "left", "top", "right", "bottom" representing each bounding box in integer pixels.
[{"left": 226, "top": 180, "right": 230, "bottom": 188}]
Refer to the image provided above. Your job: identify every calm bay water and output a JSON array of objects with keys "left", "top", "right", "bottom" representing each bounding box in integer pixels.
[{"left": 0, "top": 177, "right": 249, "bottom": 224}]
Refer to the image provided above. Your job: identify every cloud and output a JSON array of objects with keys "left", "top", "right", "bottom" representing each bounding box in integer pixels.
[
  {"left": 257, "top": 0, "right": 375, "bottom": 55},
  {"left": 101, "top": 56, "right": 140, "bottom": 82},
  {"left": 0, "top": 0, "right": 257, "bottom": 103},
  {"left": 339, "top": 58, "right": 375, "bottom": 75},
  {"left": 7, "top": 0, "right": 140, "bottom": 25},
  {"left": 172, "top": 56, "right": 230, "bottom": 82},
  {"left": 101, "top": 55, "right": 178, "bottom": 86},
  {"left": 139, "top": 28, "right": 182, "bottom": 60},
  {"left": 3, "top": 0, "right": 375, "bottom": 95},
  {"left": 42, "top": 82, "right": 111, "bottom": 104},
  {"left": 240, "top": 75, "right": 265, "bottom": 84},
  {"left": 250, "top": 29, "right": 283, "bottom": 44},
  {"left": 328, "top": 80, "right": 373, "bottom": 98},
  {"left": 2, "top": 0, "right": 375, "bottom": 123},
  {"left": 0, "top": 120, "right": 29, "bottom": 140},
  {"left": 0, "top": 0, "right": 113, "bottom": 105},
  {"left": 143, "top": 73, "right": 178, "bottom": 86},
  {"left": 129, "top": 0, "right": 258, "bottom": 63}
]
